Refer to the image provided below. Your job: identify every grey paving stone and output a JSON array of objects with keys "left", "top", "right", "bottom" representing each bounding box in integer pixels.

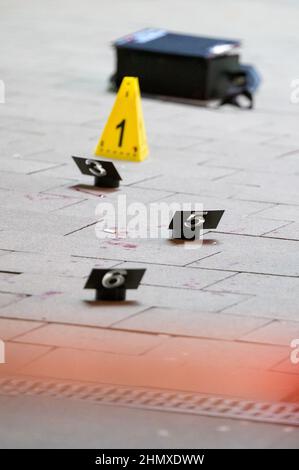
[
  {"left": 130, "top": 285, "right": 250, "bottom": 313},
  {"left": 0, "top": 251, "right": 118, "bottom": 277},
  {"left": 118, "top": 262, "right": 235, "bottom": 290},
  {"left": 135, "top": 175, "right": 239, "bottom": 198},
  {"left": 0, "top": 189, "right": 82, "bottom": 212},
  {"left": 207, "top": 272, "right": 299, "bottom": 294},
  {"left": 265, "top": 222, "right": 299, "bottom": 241},
  {"left": 0, "top": 293, "right": 148, "bottom": 327},
  {"left": 66, "top": 225, "right": 214, "bottom": 266},
  {"left": 256, "top": 204, "right": 299, "bottom": 222},
  {"left": 101, "top": 185, "right": 174, "bottom": 204},
  {"left": 272, "top": 359, "right": 299, "bottom": 376},
  {"left": 229, "top": 173, "right": 299, "bottom": 205},
  {"left": 0, "top": 318, "right": 44, "bottom": 340},
  {"left": 222, "top": 298, "right": 299, "bottom": 321},
  {"left": 53, "top": 187, "right": 173, "bottom": 220},
  {"left": 0, "top": 341, "right": 52, "bottom": 377},
  {"left": 14, "top": 323, "right": 167, "bottom": 355},
  {"left": 0, "top": 172, "right": 75, "bottom": 193},
  {"left": 145, "top": 336, "right": 289, "bottom": 370},
  {"left": 32, "top": 162, "right": 86, "bottom": 180},
  {"left": 0, "top": 272, "right": 85, "bottom": 296},
  {"left": 190, "top": 233, "right": 299, "bottom": 277},
  {"left": 219, "top": 218, "right": 291, "bottom": 237},
  {"left": 114, "top": 307, "right": 269, "bottom": 340},
  {"left": 161, "top": 193, "right": 276, "bottom": 236},
  {"left": 0, "top": 134, "right": 53, "bottom": 160},
  {"left": 207, "top": 273, "right": 299, "bottom": 320},
  {"left": 0, "top": 158, "right": 61, "bottom": 175},
  {"left": 161, "top": 192, "right": 274, "bottom": 212},
  {"left": 0, "top": 230, "right": 71, "bottom": 253},
  {"left": 194, "top": 140, "right": 298, "bottom": 173},
  {"left": 0, "top": 292, "right": 25, "bottom": 309},
  {"left": 0, "top": 208, "right": 95, "bottom": 236},
  {"left": 42, "top": 184, "right": 88, "bottom": 199},
  {"left": 241, "top": 320, "right": 299, "bottom": 346}
]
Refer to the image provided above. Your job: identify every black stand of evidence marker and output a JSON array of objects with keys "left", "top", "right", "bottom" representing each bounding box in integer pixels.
[
  {"left": 94, "top": 175, "right": 120, "bottom": 188},
  {"left": 95, "top": 288, "right": 126, "bottom": 301}
]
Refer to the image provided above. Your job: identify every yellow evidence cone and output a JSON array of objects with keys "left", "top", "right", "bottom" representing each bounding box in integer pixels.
[{"left": 94, "top": 77, "right": 149, "bottom": 162}]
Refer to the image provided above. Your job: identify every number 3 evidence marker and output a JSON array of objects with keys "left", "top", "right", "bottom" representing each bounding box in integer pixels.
[
  {"left": 72, "top": 156, "right": 122, "bottom": 188},
  {"left": 94, "top": 77, "right": 149, "bottom": 162},
  {"left": 84, "top": 268, "right": 146, "bottom": 301}
]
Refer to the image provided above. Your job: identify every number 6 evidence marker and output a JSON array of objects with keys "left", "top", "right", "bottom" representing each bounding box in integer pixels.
[{"left": 84, "top": 268, "right": 146, "bottom": 301}]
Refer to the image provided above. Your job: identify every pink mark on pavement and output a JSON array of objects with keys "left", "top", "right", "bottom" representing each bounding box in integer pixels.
[
  {"left": 42, "top": 291, "right": 63, "bottom": 298},
  {"left": 106, "top": 240, "right": 137, "bottom": 249},
  {"left": 182, "top": 282, "right": 200, "bottom": 289}
]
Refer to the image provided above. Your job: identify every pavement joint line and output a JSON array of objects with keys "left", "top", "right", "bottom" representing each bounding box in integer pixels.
[
  {"left": 212, "top": 230, "right": 294, "bottom": 239},
  {"left": 70, "top": 257, "right": 204, "bottom": 268},
  {"left": 70, "top": 254, "right": 123, "bottom": 264},
  {"left": 109, "top": 306, "right": 153, "bottom": 328},
  {"left": 269, "top": 356, "right": 295, "bottom": 371},
  {"left": 12, "top": 345, "right": 57, "bottom": 374},
  {"left": 0, "top": 290, "right": 30, "bottom": 297},
  {"left": 8, "top": 322, "right": 50, "bottom": 341},
  {"left": 210, "top": 169, "right": 241, "bottom": 182},
  {"left": 260, "top": 221, "right": 293, "bottom": 236},
  {"left": 197, "top": 271, "right": 239, "bottom": 290},
  {"left": 233, "top": 338, "right": 289, "bottom": 352},
  {"left": 27, "top": 163, "right": 65, "bottom": 176},
  {"left": 184, "top": 251, "right": 223, "bottom": 267},
  {"left": 49, "top": 197, "right": 91, "bottom": 213},
  {"left": 276, "top": 149, "right": 299, "bottom": 159},
  {"left": 0, "top": 289, "right": 32, "bottom": 297},
  {"left": 269, "top": 367, "right": 299, "bottom": 377},
  {"left": 63, "top": 221, "right": 97, "bottom": 236},
  {"left": 126, "top": 174, "right": 163, "bottom": 187},
  {"left": 139, "top": 281, "right": 250, "bottom": 294},
  {"left": 261, "top": 233, "right": 299, "bottom": 242},
  {"left": 215, "top": 296, "right": 255, "bottom": 314},
  {"left": 2, "top": 317, "right": 296, "bottom": 348},
  {"left": 236, "top": 319, "right": 279, "bottom": 343},
  {"left": 0, "top": 270, "right": 22, "bottom": 275},
  {"left": 40, "top": 189, "right": 83, "bottom": 199},
  {"left": 39, "top": 180, "right": 80, "bottom": 193},
  {"left": 231, "top": 197, "right": 299, "bottom": 207},
  {"left": 7, "top": 334, "right": 290, "bottom": 353},
  {"left": 250, "top": 204, "right": 290, "bottom": 217},
  {"left": 203, "top": 287, "right": 256, "bottom": 296},
  {"left": 119, "top": 261, "right": 236, "bottom": 275},
  {"left": 0, "top": 311, "right": 286, "bottom": 337},
  {"left": 6, "top": 339, "right": 159, "bottom": 357},
  {"left": 187, "top": 266, "right": 299, "bottom": 279}
]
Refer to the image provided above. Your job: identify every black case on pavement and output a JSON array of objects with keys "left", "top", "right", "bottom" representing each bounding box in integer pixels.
[{"left": 112, "top": 28, "right": 260, "bottom": 108}]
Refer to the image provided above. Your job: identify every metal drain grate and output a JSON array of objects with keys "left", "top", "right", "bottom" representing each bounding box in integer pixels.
[{"left": 0, "top": 376, "right": 298, "bottom": 426}]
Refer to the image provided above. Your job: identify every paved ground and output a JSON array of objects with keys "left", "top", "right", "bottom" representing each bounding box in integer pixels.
[{"left": 0, "top": 0, "right": 298, "bottom": 448}]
